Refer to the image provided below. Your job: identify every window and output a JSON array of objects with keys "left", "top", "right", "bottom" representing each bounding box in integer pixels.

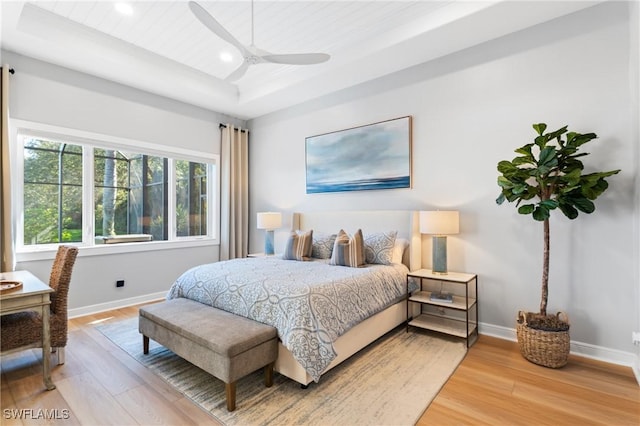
[
  {"left": 94, "top": 149, "right": 170, "bottom": 241},
  {"left": 23, "top": 139, "right": 83, "bottom": 245},
  {"left": 176, "top": 160, "right": 208, "bottom": 237},
  {"left": 16, "top": 127, "right": 218, "bottom": 252}
]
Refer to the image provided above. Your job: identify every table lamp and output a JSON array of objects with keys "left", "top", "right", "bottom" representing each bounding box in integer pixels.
[
  {"left": 420, "top": 211, "right": 459, "bottom": 274},
  {"left": 257, "top": 212, "right": 282, "bottom": 255}
]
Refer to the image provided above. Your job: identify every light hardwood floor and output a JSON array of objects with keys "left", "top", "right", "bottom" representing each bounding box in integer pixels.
[{"left": 1, "top": 304, "right": 639, "bottom": 425}]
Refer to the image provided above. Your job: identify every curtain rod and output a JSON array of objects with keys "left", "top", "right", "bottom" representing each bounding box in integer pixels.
[
  {"left": 0, "top": 67, "right": 15, "bottom": 74},
  {"left": 219, "top": 123, "right": 247, "bottom": 133}
]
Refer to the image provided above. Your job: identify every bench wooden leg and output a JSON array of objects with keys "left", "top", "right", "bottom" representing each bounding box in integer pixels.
[
  {"left": 143, "top": 335, "right": 149, "bottom": 354},
  {"left": 225, "top": 382, "right": 236, "bottom": 411},
  {"left": 264, "top": 362, "right": 274, "bottom": 387}
]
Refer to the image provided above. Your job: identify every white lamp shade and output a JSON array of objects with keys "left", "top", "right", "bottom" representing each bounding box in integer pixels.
[
  {"left": 257, "top": 212, "right": 282, "bottom": 230},
  {"left": 420, "top": 211, "right": 459, "bottom": 235}
]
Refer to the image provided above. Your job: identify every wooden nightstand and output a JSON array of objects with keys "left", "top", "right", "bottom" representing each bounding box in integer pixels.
[{"left": 406, "top": 269, "right": 478, "bottom": 347}]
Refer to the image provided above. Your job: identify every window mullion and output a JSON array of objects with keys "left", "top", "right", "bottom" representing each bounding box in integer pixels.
[
  {"left": 83, "top": 146, "right": 95, "bottom": 246},
  {"left": 15, "top": 134, "right": 26, "bottom": 250},
  {"left": 167, "top": 158, "right": 176, "bottom": 241}
]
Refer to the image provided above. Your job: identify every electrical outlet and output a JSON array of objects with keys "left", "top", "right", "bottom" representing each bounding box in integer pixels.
[
  {"left": 633, "top": 331, "right": 640, "bottom": 346},
  {"left": 116, "top": 279, "right": 125, "bottom": 288}
]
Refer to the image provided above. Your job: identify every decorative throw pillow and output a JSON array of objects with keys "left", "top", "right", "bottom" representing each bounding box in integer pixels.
[
  {"left": 312, "top": 232, "right": 337, "bottom": 259},
  {"left": 391, "top": 238, "right": 410, "bottom": 264},
  {"left": 364, "top": 230, "right": 397, "bottom": 265},
  {"left": 330, "top": 229, "right": 365, "bottom": 267},
  {"left": 283, "top": 230, "right": 313, "bottom": 261}
]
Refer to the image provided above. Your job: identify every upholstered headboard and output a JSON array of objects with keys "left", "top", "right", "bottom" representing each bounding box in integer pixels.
[{"left": 291, "top": 210, "right": 421, "bottom": 271}]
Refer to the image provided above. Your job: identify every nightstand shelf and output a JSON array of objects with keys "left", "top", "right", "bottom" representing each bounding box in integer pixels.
[
  {"left": 406, "top": 269, "right": 478, "bottom": 347},
  {"left": 409, "top": 291, "right": 476, "bottom": 310},
  {"left": 408, "top": 314, "right": 477, "bottom": 338}
]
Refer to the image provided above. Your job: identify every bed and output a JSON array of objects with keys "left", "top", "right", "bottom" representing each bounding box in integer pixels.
[{"left": 166, "top": 210, "right": 421, "bottom": 385}]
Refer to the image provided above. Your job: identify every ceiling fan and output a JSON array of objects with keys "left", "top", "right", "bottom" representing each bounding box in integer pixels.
[{"left": 188, "top": 1, "right": 330, "bottom": 82}]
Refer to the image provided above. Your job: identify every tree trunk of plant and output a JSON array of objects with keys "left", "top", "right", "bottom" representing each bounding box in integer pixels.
[{"left": 540, "top": 218, "right": 549, "bottom": 316}]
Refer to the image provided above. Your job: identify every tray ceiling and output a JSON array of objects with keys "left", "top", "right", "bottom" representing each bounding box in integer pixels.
[{"left": 1, "top": 1, "right": 601, "bottom": 119}]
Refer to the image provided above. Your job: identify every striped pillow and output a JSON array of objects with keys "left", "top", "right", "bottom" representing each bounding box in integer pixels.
[
  {"left": 283, "top": 230, "right": 313, "bottom": 261},
  {"left": 330, "top": 229, "right": 365, "bottom": 267}
]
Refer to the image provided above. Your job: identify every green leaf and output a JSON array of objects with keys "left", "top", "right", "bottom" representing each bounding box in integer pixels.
[
  {"left": 534, "top": 135, "right": 548, "bottom": 148},
  {"left": 537, "top": 147, "right": 558, "bottom": 168},
  {"left": 497, "top": 160, "right": 518, "bottom": 174},
  {"left": 497, "top": 176, "right": 515, "bottom": 189},
  {"left": 532, "top": 123, "right": 547, "bottom": 135},
  {"left": 540, "top": 199, "right": 559, "bottom": 209},
  {"left": 546, "top": 125, "right": 568, "bottom": 142},
  {"left": 561, "top": 168, "right": 582, "bottom": 185},
  {"left": 582, "top": 179, "right": 608, "bottom": 199},
  {"left": 572, "top": 132, "right": 598, "bottom": 147},
  {"left": 564, "top": 131, "right": 579, "bottom": 147},
  {"left": 518, "top": 204, "right": 535, "bottom": 214},
  {"left": 572, "top": 197, "right": 595, "bottom": 214},
  {"left": 532, "top": 205, "right": 550, "bottom": 221},
  {"left": 559, "top": 202, "right": 579, "bottom": 219},
  {"left": 505, "top": 192, "right": 521, "bottom": 203},
  {"left": 496, "top": 193, "right": 506, "bottom": 205},
  {"left": 514, "top": 158, "right": 537, "bottom": 168},
  {"left": 514, "top": 144, "right": 534, "bottom": 157},
  {"left": 512, "top": 184, "right": 530, "bottom": 195}
]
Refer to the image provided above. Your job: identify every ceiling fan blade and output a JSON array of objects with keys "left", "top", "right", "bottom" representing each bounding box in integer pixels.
[
  {"left": 225, "top": 61, "right": 250, "bottom": 82},
  {"left": 188, "top": 1, "right": 248, "bottom": 55},
  {"left": 261, "top": 53, "right": 330, "bottom": 65}
]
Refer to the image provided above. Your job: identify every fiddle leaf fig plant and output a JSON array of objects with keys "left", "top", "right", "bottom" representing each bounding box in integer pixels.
[{"left": 496, "top": 123, "right": 620, "bottom": 322}]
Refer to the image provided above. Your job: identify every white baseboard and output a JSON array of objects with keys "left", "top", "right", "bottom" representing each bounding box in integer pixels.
[
  {"left": 68, "top": 292, "right": 166, "bottom": 319},
  {"left": 479, "top": 322, "right": 639, "bottom": 370}
]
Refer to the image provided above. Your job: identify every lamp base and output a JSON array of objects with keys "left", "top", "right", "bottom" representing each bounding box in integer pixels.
[
  {"left": 264, "top": 230, "right": 275, "bottom": 256},
  {"left": 432, "top": 236, "right": 448, "bottom": 274}
]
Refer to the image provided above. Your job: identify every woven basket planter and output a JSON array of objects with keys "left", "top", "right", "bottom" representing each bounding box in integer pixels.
[{"left": 516, "top": 311, "right": 570, "bottom": 368}]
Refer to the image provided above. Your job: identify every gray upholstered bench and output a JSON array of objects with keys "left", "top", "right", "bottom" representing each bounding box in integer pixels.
[{"left": 138, "top": 298, "right": 278, "bottom": 411}]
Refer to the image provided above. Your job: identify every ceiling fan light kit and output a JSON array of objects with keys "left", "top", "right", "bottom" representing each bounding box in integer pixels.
[{"left": 188, "top": 1, "right": 330, "bottom": 82}]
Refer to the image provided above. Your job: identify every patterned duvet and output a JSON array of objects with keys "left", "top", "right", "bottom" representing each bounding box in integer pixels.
[{"left": 166, "top": 256, "right": 409, "bottom": 382}]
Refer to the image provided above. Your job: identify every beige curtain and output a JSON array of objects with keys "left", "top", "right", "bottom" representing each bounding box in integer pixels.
[
  {"left": 1, "top": 66, "right": 15, "bottom": 271},
  {"left": 219, "top": 124, "right": 249, "bottom": 260}
]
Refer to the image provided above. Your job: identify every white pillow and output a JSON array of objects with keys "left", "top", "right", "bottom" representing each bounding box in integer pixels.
[{"left": 391, "top": 238, "right": 410, "bottom": 264}]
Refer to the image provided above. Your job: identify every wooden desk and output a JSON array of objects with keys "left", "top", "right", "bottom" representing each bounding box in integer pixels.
[{"left": 0, "top": 270, "right": 55, "bottom": 390}]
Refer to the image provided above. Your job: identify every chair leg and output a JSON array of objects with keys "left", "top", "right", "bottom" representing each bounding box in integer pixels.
[
  {"left": 56, "top": 347, "right": 66, "bottom": 365},
  {"left": 225, "top": 382, "right": 236, "bottom": 411}
]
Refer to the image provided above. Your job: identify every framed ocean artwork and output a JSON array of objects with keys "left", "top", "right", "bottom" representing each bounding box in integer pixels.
[{"left": 305, "top": 116, "right": 412, "bottom": 194}]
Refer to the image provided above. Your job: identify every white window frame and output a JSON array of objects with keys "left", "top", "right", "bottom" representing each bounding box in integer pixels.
[{"left": 11, "top": 119, "right": 220, "bottom": 262}]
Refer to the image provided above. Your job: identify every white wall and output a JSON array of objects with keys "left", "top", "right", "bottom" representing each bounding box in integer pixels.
[
  {"left": 3, "top": 50, "right": 245, "bottom": 313},
  {"left": 248, "top": 2, "right": 639, "bottom": 361},
  {"left": 630, "top": 0, "right": 640, "bottom": 379}
]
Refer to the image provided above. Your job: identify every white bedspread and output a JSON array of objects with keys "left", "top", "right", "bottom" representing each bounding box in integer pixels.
[{"left": 166, "top": 257, "right": 409, "bottom": 381}]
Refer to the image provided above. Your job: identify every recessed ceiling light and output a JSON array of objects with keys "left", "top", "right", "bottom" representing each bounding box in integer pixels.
[
  {"left": 220, "top": 51, "right": 233, "bottom": 63},
  {"left": 115, "top": 2, "right": 134, "bottom": 16}
]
